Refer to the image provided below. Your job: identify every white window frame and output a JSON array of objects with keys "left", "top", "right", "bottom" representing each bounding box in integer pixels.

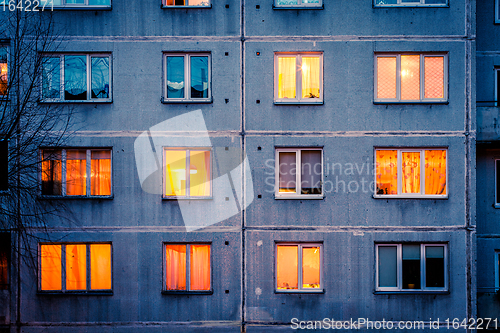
[
  {"left": 38, "top": 242, "right": 113, "bottom": 293},
  {"left": 495, "top": 250, "right": 500, "bottom": 291},
  {"left": 374, "top": 0, "right": 447, "bottom": 7},
  {"left": 374, "top": 53, "right": 448, "bottom": 103},
  {"left": 162, "top": 0, "right": 211, "bottom": 8},
  {"left": 375, "top": 243, "right": 448, "bottom": 292},
  {"left": 496, "top": 0, "right": 500, "bottom": 24},
  {"left": 41, "top": 54, "right": 112, "bottom": 102},
  {"left": 51, "top": 0, "right": 111, "bottom": 8},
  {"left": 495, "top": 159, "right": 500, "bottom": 208},
  {"left": 274, "top": 52, "right": 323, "bottom": 104},
  {"left": 373, "top": 148, "right": 448, "bottom": 199},
  {"left": 274, "top": 0, "right": 322, "bottom": 8},
  {"left": 495, "top": 68, "right": 500, "bottom": 106},
  {"left": 163, "top": 53, "right": 211, "bottom": 103},
  {"left": 275, "top": 242, "right": 323, "bottom": 293},
  {"left": 162, "top": 147, "right": 212, "bottom": 199},
  {"left": 40, "top": 148, "right": 113, "bottom": 198},
  {"left": 274, "top": 147, "right": 323, "bottom": 199}
]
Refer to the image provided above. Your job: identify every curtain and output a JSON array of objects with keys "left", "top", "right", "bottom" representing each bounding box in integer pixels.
[
  {"left": 279, "top": 152, "right": 296, "bottom": 193},
  {"left": 66, "top": 150, "right": 86, "bottom": 196},
  {"left": 377, "top": 57, "right": 396, "bottom": 99},
  {"left": 41, "top": 150, "right": 62, "bottom": 195},
  {"left": 276, "top": 245, "right": 298, "bottom": 289},
  {"left": 278, "top": 57, "right": 296, "bottom": 99},
  {"left": 401, "top": 55, "right": 420, "bottom": 100},
  {"left": 376, "top": 150, "right": 397, "bottom": 195},
  {"left": 90, "top": 244, "right": 112, "bottom": 290},
  {"left": 402, "top": 152, "right": 421, "bottom": 194},
  {"left": 424, "top": 56, "right": 444, "bottom": 99},
  {"left": 302, "top": 247, "right": 320, "bottom": 288},
  {"left": 190, "top": 245, "right": 210, "bottom": 290},
  {"left": 301, "top": 57, "right": 320, "bottom": 99},
  {"left": 301, "top": 150, "right": 321, "bottom": 194},
  {"left": 190, "top": 151, "right": 210, "bottom": 196},
  {"left": 66, "top": 244, "right": 86, "bottom": 290},
  {"left": 425, "top": 150, "right": 447, "bottom": 195},
  {"left": 164, "top": 150, "right": 187, "bottom": 196},
  {"left": 91, "top": 150, "right": 111, "bottom": 196},
  {"left": 166, "top": 245, "right": 186, "bottom": 290},
  {"left": 41, "top": 245, "right": 61, "bottom": 291}
]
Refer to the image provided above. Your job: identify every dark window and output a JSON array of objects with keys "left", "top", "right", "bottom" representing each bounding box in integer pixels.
[
  {"left": 496, "top": 160, "right": 500, "bottom": 206},
  {"left": 0, "top": 141, "right": 7, "bottom": 191},
  {"left": 0, "top": 233, "right": 10, "bottom": 289}
]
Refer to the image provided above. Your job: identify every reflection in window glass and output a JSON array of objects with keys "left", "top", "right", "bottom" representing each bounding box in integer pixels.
[
  {"left": 41, "top": 150, "right": 62, "bottom": 196},
  {"left": 167, "top": 56, "right": 185, "bottom": 99},
  {"left": 190, "top": 56, "right": 208, "bottom": 98},
  {"left": 64, "top": 55, "right": 87, "bottom": 100},
  {"left": 42, "top": 57, "right": 61, "bottom": 99},
  {"left": 91, "top": 57, "right": 109, "bottom": 99}
]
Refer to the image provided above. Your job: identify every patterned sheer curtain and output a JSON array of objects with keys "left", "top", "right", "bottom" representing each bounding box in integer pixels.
[
  {"left": 301, "top": 57, "right": 320, "bottom": 98},
  {"left": 425, "top": 150, "right": 447, "bottom": 195},
  {"left": 66, "top": 150, "right": 86, "bottom": 195},
  {"left": 278, "top": 57, "right": 296, "bottom": 99},
  {"left": 402, "top": 152, "right": 421, "bottom": 193},
  {"left": 189, "top": 151, "right": 210, "bottom": 196},
  {"left": 376, "top": 150, "right": 397, "bottom": 195},
  {"left": 190, "top": 245, "right": 210, "bottom": 290},
  {"left": 166, "top": 245, "right": 186, "bottom": 290},
  {"left": 91, "top": 150, "right": 111, "bottom": 196},
  {"left": 66, "top": 244, "right": 86, "bottom": 290}
]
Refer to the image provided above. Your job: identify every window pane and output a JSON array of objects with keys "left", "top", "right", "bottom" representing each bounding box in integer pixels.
[
  {"left": 165, "top": 0, "right": 185, "bottom": 5},
  {"left": 66, "top": 150, "right": 87, "bottom": 196},
  {"left": 303, "top": 0, "right": 319, "bottom": 3},
  {"left": 42, "top": 150, "right": 62, "bottom": 196},
  {"left": 425, "top": 150, "right": 446, "bottom": 195},
  {"left": 66, "top": 244, "right": 86, "bottom": 290},
  {"left": 90, "top": 244, "right": 111, "bottom": 290},
  {"left": 188, "top": 0, "right": 209, "bottom": 5},
  {"left": 91, "top": 150, "right": 111, "bottom": 196},
  {"left": 377, "top": 57, "right": 397, "bottom": 99},
  {"left": 66, "top": 0, "right": 84, "bottom": 4},
  {"left": 401, "top": 55, "right": 420, "bottom": 100},
  {"left": 88, "top": 0, "right": 111, "bottom": 5},
  {"left": 402, "top": 244, "right": 421, "bottom": 289},
  {"left": 190, "top": 56, "right": 208, "bottom": 98},
  {"left": 425, "top": 0, "right": 446, "bottom": 3},
  {"left": 497, "top": 160, "right": 500, "bottom": 205},
  {"left": 166, "top": 245, "right": 186, "bottom": 290},
  {"left": 167, "top": 56, "right": 184, "bottom": 99},
  {"left": 0, "top": 234, "right": 9, "bottom": 289},
  {"left": 190, "top": 245, "right": 210, "bottom": 290},
  {"left": 0, "top": 47, "right": 7, "bottom": 96},
  {"left": 41, "top": 245, "right": 61, "bottom": 290},
  {"left": 279, "top": 152, "right": 296, "bottom": 193},
  {"left": 0, "top": 141, "right": 8, "bottom": 191},
  {"left": 64, "top": 55, "right": 87, "bottom": 100},
  {"left": 42, "top": 57, "right": 60, "bottom": 99},
  {"left": 91, "top": 57, "right": 109, "bottom": 99},
  {"left": 375, "top": 0, "right": 397, "bottom": 3},
  {"left": 376, "top": 150, "right": 397, "bottom": 195},
  {"left": 189, "top": 151, "right": 210, "bottom": 197},
  {"left": 278, "top": 57, "right": 296, "bottom": 99},
  {"left": 402, "top": 152, "right": 421, "bottom": 194},
  {"left": 301, "top": 150, "right": 321, "bottom": 194},
  {"left": 425, "top": 246, "right": 444, "bottom": 288},
  {"left": 301, "top": 57, "right": 320, "bottom": 99},
  {"left": 164, "top": 150, "right": 186, "bottom": 196},
  {"left": 302, "top": 247, "right": 320, "bottom": 288},
  {"left": 277, "top": 245, "right": 298, "bottom": 289},
  {"left": 424, "top": 57, "right": 444, "bottom": 99},
  {"left": 276, "top": 0, "right": 298, "bottom": 4},
  {"left": 378, "top": 246, "right": 397, "bottom": 287}
]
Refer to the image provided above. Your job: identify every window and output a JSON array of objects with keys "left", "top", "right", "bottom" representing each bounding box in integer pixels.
[
  {"left": 375, "top": 148, "right": 447, "bottom": 198},
  {"left": 162, "top": 0, "right": 209, "bottom": 7},
  {"left": 41, "top": 148, "right": 112, "bottom": 197},
  {"left": 0, "top": 233, "right": 9, "bottom": 290},
  {"left": 275, "top": 148, "right": 323, "bottom": 199},
  {"left": 0, "top": 140, "right": 8, "bottom": 191},
  {"left": 274, "top": 0, "right": 322, "bottom": 8},
  {"left": 41, "top": 54, "right": 111, "bottom": 102},
  {"left": 374, "top": 0, "right": 447, "bottom": 6},
  {"left": 376, "top": 244, "right": 447, "bottom": 292},
  {"left": 39, "top": 243, "right": 112, "bottom": 292},
  {"left": 163, "top": 53, "right": 211, "bottom": 102},
  {"left": 496, "top": 251, "right": 500, "bottom": 291},
  {"left": 276, "top": 243, "right": 322, "bottom": 292},
  {"left": 375, "top": 54, "right": 447, "bottom": 103},
  {"left": 163, "top": 148, "right": 211, "bottom": 198},
  {"left": 0, "top": 47, "right": 7, "bottom": 97},
  {"left": 496, "top": 0, "right": 500, "bottom": 23},
  {"left": 495, "top": 160, "right": 500, "bottom": 208},
  {"left": 274, "top": 53, "right": 323, "bottom": 104},
  {"left": 164, "top": 243, "right": 211, "bottom": 293},
  {"left": 51, "top": 0, "right": 110, "bottom": 8}
]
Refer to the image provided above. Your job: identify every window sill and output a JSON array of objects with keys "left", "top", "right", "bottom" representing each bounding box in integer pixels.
[
  {"left": 373, "top": 100, "right": 448, "bottom": 105},
  {"left": 272, "top": 4, "right": 323, "bottom": 9},
  {"left": 495, "top": 203, "right": 500, "bottom": 209},
  {"left": 39, "top": 99, "right": 113, "bottom": 104},
  {"left": 162, "top": 290, "right": 213, "bottom": 295},
  {"left": 50, "top": 5, "right": 112, "bottom": 10},
  {"left": 39, "top": 195, "right": 114, "bottom": 200},
  {"left": 37, "top": 291, "right": 113, "bottom": 295},
  {"left": 275, "top": 194, "right": 324, "bottom": 200},
  {"left": 162, "top": 196, "right": 213, "bottom": 200},
  {"left": 161, "top": 5, "right": 211, "bottom": 9},
  {"left": 161, "top": 97, "right": 213, "bottom": 104},
  {"left": 374, "top": 290, "right": 449, "bottom": 295},
  {"left": 372, "top": 194, "right": 448, "bottom": 199},
  {"left": 373, "top": 4, "right": 448, "bottom": 7},
  {"left": 275, "top": 289, "right": 325, "bottom": 294},
  {"left": 274, "top": 100, "right": 323, "bottom": 105}
]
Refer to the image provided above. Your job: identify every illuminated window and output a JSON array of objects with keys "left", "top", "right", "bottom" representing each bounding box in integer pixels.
[
  {"left": 49, "top": 0, "right": 110, "bottom": 8},
  {"left": 375, "top": 148, "right": 447, "bottom": 198},
  {"left": 274, "top": 0, "right": 322, "bottom": 8},
  {"left": 41, "top": 148, "right": 112, "bottom": 197},
  {"left": 375, "top": 54, "right": 447, "bottom": 103},
  {"left": 41, "top": 54, "right": 111, "bottom": 102},
  {"left": 276, "top": 243, "right": 322, "bottom": 292},
  {"left": 164, "top": 243, "right": 211, "bottom": 292},
  {"left": 163, "top": 148, "right": 211, "bottom": 198},
  {"left": 163, "top": 53, "right": 211, "bottom": 102},
  {"left": 0, "top": 233, "right": 9, "bottom": 290},
  {"left": 39, "top": 243, "right": 112, "bottom": 292},
  {"left": 374, "top": 0, "right": 447, "bottom": 6},
  {"left": 162, "top": 0, "right": 210, "bottom": 7},
  {"left": 274, "top": 52, "right": 323, "bottom": 104},
  {"left": 376, "top": 244, "right": 447, "bottom": 292},
  {"left": 0, "top": 46, "right": 7, "bottom": 97},
  {"left": 275, "top": 148, "right": 323, "bottom": 199}
]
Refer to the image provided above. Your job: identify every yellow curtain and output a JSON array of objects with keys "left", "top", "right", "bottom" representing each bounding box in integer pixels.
[
  {"left": 90, "top": 244, "right": 112, "bottom": 290},
  {"left": 402, "top": 152, "right": 421, "bottom": 194},
  {"left": 376, "top": 150, "right": 397, "bottom": 195},
  {"left": 190, "top": 151, "right": 210, "bottom": 197},
  {"left": 0, "top": 62, "right": 7, "bottom": 96},
  {"left": 278, "top": 57, "right": 296, "bottom": 99},
  {"left": 91, "top": 151, "right": 111, "bottom": 196},
  {"left": 164, "top": 150, "right": 186, "bottom": 196},
  {"left": 66, "top": 244, "right": 86, "bottom": 290},
  {"left": 41, "top": 245, "right": 61, "bottom": 291},
  {"left": 42, "top": 150, "right": 62, "bottom": 195},
  {"left": 302, "top": 247, "right": 320, "bottom": 288},
  {"left": 424, "top": 56, "right": 444, "bottom": 99},
  {"left": 425, "top": 150, "right": 447, "bottom": 195},
  {"left": 190, "top": 245, "right": 210, "bottom": 290},
  {"left": 66, "top": 150, "right": 86, "bottom": 196},
  {"left": 401, "top": 55, "right": 420, "bottom": 100},
  {"left": 166, "top": 245, "right": 186, "bottom": 290},
  {"left": 277, "top": 245, "right": 298, "bottom": 289},
  {"left": 377, "top": 57, "right": 397, "bottom": 99},
  {"left": 302, "top": 57, "right": 320, "bottom": 99}
]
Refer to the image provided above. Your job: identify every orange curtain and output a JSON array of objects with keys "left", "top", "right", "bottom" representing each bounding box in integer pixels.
[
  {"left": 278, "top": 57, "right": 296, "bottom": 99},
  {"left": 190, "top": 245, "right": 210, "bottom": 290},
  {"left": 90, "top": 244, "right": 112, "bottom": 290},
  {"left": 41, "top": 150, "right": 62, "bottom": 195},
  {"left": 166, "top": 245, "right": 186, "bottom": 290},
  {"left": 164, "top": 150, "right": 186, "bottom": 196},
  {"left": 41, "top": 245, "right": 61, "bottom": 291},
  {"left": 401, "top": 55, "right": 420, "bottom": 100},
  {"left": 424, "top": 56, "right": 444, "bottom": 99},
  {"left": 190, "top": 151, "right": 210, "bottom": 197},
  {"left": 376, "top": 150, "right": 397, "bottom": 195},
  {"left": 277, "top": 245, "right": 298, "bottom": 289},
  {"left": 66, "top": 150, "right": 86, "bottom": 196},
  {"left": 302, "top": 247, "right": 320, "bottom": 288},
  {"left": 302, "top": 57, "right": 320, "bottom": 99},
  {"left": 377, "top": 57, "right": 397, "bottom": 99},
  {"left": 66, "top": 244, "right": 86, "bottom": 290},
  {"left": 91, "top": 150, "right": 111, "bottom": 196},
  {"left": 425, "top": 150, "right": 447, "bottom": 195},
  {"left": 0, "top": 62, "right": 7, "bottom": 96},
  {"left": 402, "top": 152, "right": 421, "bottom": 194}
]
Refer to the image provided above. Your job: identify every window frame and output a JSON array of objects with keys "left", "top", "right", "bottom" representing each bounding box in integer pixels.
[
  {"left": 374, "top": 53, "right": 448, "bottom": 103},
  {"left": 373, "top": 0, "right": 448, "bottom": 7},
  {"left": 496, "top": 250, "right": 500, "bottom": 292},
  {"left": 0, "top": 140, "right": 8, "bottom": 192},
  {"left": 0, "top": 45, "right": 8, "bottom": 99},
  {"left": 495, "top": 68, "right": 500, "bottom": 106},
  {"left": 161, "top": 0, "right": 211, "bottom": 8},
  {"left": 162, "top": 242, "right": 213, "bottom": 295},
  {"left": 375, "top": 243, "right": 448, "bottom": 293},
  {"left": 273, "top": 0, "right": 323, "bottom": 9},
  {"left": 495, "top": 159, "right": 500, "bottom": 208},
  {"left": 373, "top": 148, "right": 448, "bottom": 199},
  {"left": 274, "top": 52, "right": 324, "bottom": 105},
  {"left": 38, "top": 242, "right": 113, "bottom": 294},
  {"left": 41, "top": 53, "right": 112, "bottom": 103},
  {"left": 162, "top": 53, "right": 212, "bottom": 103},
  {"left": 48, "top": 0, "right": 111, "bottom": 9},
  {"left": 496, "top": 0, "right": 500, "bottom": 24},
  {"left": 274, "top": 147, "right": 323, "bottom": 200},
  {"left": 0, "top": 233, "right": 10, "bottom": 290},
  {"left": 39, "top": 148, "right": 113, "bottom": 198},
  {"left": 275, "top": 242, "right": 323, "bottom": 293}
]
